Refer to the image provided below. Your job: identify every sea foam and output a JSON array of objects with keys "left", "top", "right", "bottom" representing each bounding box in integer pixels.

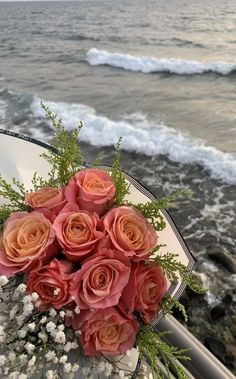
[
  {"left": 87, "top": 48, "right": 236, "bottom": 75},
  {"left": 31, "top": 97, "right": 236, "bottom": 185}
]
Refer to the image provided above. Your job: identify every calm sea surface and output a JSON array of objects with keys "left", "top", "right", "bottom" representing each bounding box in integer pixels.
[{"left": 0, "top": 0, "right": 236, "bottom": 371}]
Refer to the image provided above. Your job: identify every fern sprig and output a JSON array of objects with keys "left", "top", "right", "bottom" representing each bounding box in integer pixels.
[
  {"left": 39, "top": 102, "right": 84, "bottom": 187},
  {"left": 152, "top": 252, "right": 207, "bottom": 294},
  {"left": 124, "top": 189, "right": 192, "bottom": 232},
  {"left": 161, "top": 295, "right": 188, "bottom": 322},
  {"left": 136, "top": 325, "right": 190, "bottom": 379},
  {"left": 0, "top": 175, "right": 28, "bottom": 230},
  {"left": 110, "top": 137, "right": 130, "bottom": 205},
  {"left": 0, "top": 175, "right": 28, "bottom": 210}
]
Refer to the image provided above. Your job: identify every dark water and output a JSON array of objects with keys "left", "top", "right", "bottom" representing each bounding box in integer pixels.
[{"left": 0, "top": 0, "right": 236, "bottom": 372}]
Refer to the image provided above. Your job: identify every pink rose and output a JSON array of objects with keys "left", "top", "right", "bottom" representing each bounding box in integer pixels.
[
  {"left": 79, "top": 306, "right": 139, "bottom": 356},
  {"left": 64, "top": 168, "right": 115, "bottom": 216},
  {"left": 122, "top": 263, "right": 167, "bottom": 323},
  {"left": 25, "top": 187, "right": 66, "bottom": 214},
  {"left": 0, "top": 211, "right": 58, "bottom": 276},
  {"left": 27, "top": 258, "right": 73, "bottom": 310},
  {"left": 70, "top": 248, "right": 131, "bottom": 309},
  {"left": 102, "top": 206, "right": 157, "bottom": 261},
  {"left": 53, "top": 203, "right": 104, "bottom": 262}
]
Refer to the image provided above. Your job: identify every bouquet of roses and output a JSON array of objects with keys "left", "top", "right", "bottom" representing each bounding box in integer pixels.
[{"left": 0, "top": 104, "right": 204, "bottom": 379}]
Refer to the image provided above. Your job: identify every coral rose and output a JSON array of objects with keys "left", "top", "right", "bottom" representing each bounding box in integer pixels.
[
  {"left": 122, "top": 263, "right": 167, "bottom": 323},
  {"left": 102, "top": 206, "right": 157, "bottom": 261},
  {"left": 70, "top": 248, "right": 131, "bottom": 309},
  {"left": 27, "top": 258, "right": 73, "bottom": 310},
  {"left": 64, "top": 168, "right": 115, "bottom": 216},
  {"left": 79, "top": 306, "right": 139, "bottom": 356},
  {"left": 53, "top": 203, "right": 104, "bottom": 262},
  {"left": 25, "top": 187, "right": 66, "bottom": 215},
  {"left": 0, "top": 211, "right": 57, "bottom": 276}
]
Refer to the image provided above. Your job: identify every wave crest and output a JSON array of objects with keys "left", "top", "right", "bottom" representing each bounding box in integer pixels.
[
  {"left": 87, "top": 48, "right": 236, "bottom": 75},
  {"left": 31, "top": 97, "right": 236, "bottom": 184}
]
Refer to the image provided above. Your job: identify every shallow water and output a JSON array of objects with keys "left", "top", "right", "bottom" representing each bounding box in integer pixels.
[{"left": 0, "top": 0, "right": 236, "bottom": 372}]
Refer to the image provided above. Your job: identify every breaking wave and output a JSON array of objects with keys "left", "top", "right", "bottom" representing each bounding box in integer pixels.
[{"left": 87, "top": 48, "right": 236, "bottom": 75}]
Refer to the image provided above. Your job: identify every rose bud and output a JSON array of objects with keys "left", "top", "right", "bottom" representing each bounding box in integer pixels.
[
  {"left": 65, "top": 168, "right": 116, "bottom": 216},
  {"left": 25, "top": 187, "right": 66, "bottom": 215}
]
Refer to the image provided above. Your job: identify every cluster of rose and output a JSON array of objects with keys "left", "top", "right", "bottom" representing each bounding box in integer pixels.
[{"left": 0, "top": 168, "right": 167, "bottom": 357}]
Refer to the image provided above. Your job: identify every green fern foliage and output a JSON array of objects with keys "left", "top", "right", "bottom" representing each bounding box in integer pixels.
[
  {"left": 110, "top": 137, "right": 130, "bottom": 205},
  {"left": 39, "top": 102, "right": 84, "bottom": 187}
]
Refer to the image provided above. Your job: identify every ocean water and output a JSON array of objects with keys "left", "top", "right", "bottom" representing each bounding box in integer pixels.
[{"left": 0, "top": 0, "right": 236, "bottom": 370}]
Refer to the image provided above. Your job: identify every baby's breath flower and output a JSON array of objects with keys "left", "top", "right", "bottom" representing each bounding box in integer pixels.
[
  {"left": 46, "top": 370, "right": 54, "bottom": 379},
  {"left": 40, "top": 316, "right": 47, "bottom": 324},
  {"left": 55, "top": 330, "right": 66, "bottom": 344},
  {"left": 38, "top": 332, "right": 48, "bottom": 343},
  {"left": 71, "top": 342, "right": 78, "bottom": 349},
  {"left": 19, "top": 354, "right": 27, "bottom": 364},
  {"left": 17, "top": 283, "right": 27, "bottom": 293},
  {"left": 49, "top": 308, "right": 57, "bottom": 317},
  {"left": 97, "top": 361, "right": 106, "bottom": 373},
  {"left": 23, "top": 302, "right": 34, "bottom": 316},
  {"left": 63, "top": 362, "right": 72, "bottom": 373},
  {"left": 59, "top": 311, "right": 65, "bottom": 319},
  {"left": 8, "top": 351, "right": 16, "bottom": 362},
  {"left": 74, "top": 305, "right": 80, "bottom": 314},
  {"left": 9, "top": 372, "right": 20, "bottom": 379},
  {"left": 10, "top": 304, "right": 19, "bottom": 319},
  {"left": 45, "top": 350, "right": 56, "bottom": 362},
  {"left": 28, "top": 322, "right": 36, "bottom": 332},
  {"left": 104, "top": 362, "right": 113, "bottom": 377},
  {"left": 19, "top": 374, "right": 28, "bottom": 379},
  {"left": 30, "top": 292, "right": 39, "bottom": 301},
  {"left": 18, "top": 328, "right": 27, "bottom": 338},
  {"left": 3, "top": 367, "right": 9, "bottom": 376},
  {"left": 59, "top": 355, "right": 67, "bottom": 364},
  {"left": 28, "top": 355, "right": 36, "bottom": 368},
  {"left": 25, "top": 342, "right": 35, "bottom": 354},
  {"left": 0, "top": 355, "right": 6, "bottom": 366},
  {"left": 58, "top": 324, "right": 65, "bottom": 331},
  {"left": 72, "top": 363, "right": 80, "bottom": 372},
  {"left": 16, "top": 314, "right": 25, "bottom": 326},
  {"left": 0, "top": 275, "right": 8, "bottom": 286},
  {"left": 22, "top": 295, "right": 32, "bottom": 304},
  {"left": 46, "top": 321, "right": 56, "bottom": 333},
  {"left": 64, "top": 342, "right": 72, "bottom": 352}
]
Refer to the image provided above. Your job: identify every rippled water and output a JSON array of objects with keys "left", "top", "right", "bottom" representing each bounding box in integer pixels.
[{"left": 0, "top": 0, "right": 236, "bottom": 372}]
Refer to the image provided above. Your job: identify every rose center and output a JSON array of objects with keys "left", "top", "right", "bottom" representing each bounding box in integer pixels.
[{"left": 99, "top": 324, "right": 120, "bottom": 344}]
